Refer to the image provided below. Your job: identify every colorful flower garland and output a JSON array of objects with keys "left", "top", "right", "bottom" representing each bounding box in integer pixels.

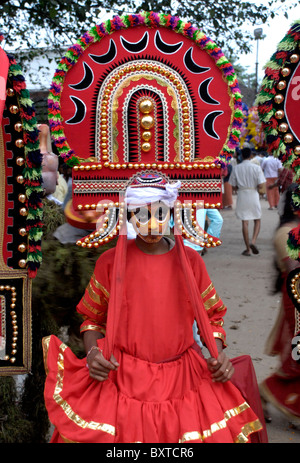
[
  {"left": 239, "top": 102, "right": 250, "bottom": 146},
  {"left": 6, "top": 53, "right": 43, "bottom": 278},
  {"left": 246, "top": 107, "right": 265, "bottom": 150},
  {"left": 257, "top": 20, "right": 300, "bottom": 260},
  {"left": 48, "top": 11, "right": 242, "bottom": 167}
]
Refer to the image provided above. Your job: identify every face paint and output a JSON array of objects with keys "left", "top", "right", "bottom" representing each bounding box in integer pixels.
[{"left": 130, "top": 202, "right": 170, "bottom": 243}]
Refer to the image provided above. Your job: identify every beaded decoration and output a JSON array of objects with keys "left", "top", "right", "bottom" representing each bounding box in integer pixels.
[
  {"left": 286, "top": 268, "right": 300, "bottom": 312},
  {"left": 48, "top": 11, "right": 242, "bottom": 247},
  {"left": 257, "top": 20, "right": 300, "bottom": 260},
  {"left": 1, "top": 51, "right": 43, "bottom": 277},
  {"left": 0, "top": 43, "right": 40, "bottom": 374}
]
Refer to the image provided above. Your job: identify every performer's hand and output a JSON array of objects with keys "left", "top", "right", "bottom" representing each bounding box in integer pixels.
[
  {"left": 207, "top": 351, "right": 234, "bottom": 383},
  {"left": 87, "top": 349, "right": 119, "bottom": 382}
]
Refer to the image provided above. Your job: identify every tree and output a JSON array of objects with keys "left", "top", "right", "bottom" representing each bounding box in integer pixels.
[
  {"left": 233, "top": 62, "right": 257, "bottom": 91},
  {"left": 0, "top": 0, "right": 297, "bottom": 59}
]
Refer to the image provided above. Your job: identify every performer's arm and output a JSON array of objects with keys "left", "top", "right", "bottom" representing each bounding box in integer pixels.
[
  {"left": 76, "top": 254, "right": 119, "bottom": 381},
  {"left": 195, "top": 255, "right": 234, "bottom": 381},
  {"left": 83, "top": 330, "right": 119, "bottom": 382},
  {"left": 200, "top": 286, "right": 234, "bottom": 381},
  {"left": 199, "top": 278, "right": 227, "bottom": 348},
  {"left": 76, "top": 270, "right": 109, "bottom": 337},
  {"left": 207, "top": 338, "right": 234, "bottom": 382}
]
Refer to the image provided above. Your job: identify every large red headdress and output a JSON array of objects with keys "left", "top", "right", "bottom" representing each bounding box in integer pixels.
[
  {"left": 257, "top": 21, "right": 300, "bottom": 323},
  {"left": 49, "top": 12, "right": 242, "bottom": 248},
  {"left": 257, "top": 20, "right": 300, "bottom": 260}
]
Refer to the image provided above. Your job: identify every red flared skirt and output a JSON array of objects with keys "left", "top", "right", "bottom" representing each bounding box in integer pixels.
[
  {"left": 43, "top": 335, "right": 262, "bottom": 443},
  {"left": 260, "top": 375, "right": 300, "bottom": 421}
]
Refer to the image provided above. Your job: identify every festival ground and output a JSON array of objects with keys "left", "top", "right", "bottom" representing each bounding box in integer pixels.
[{"left": 203, "top": 194, "right": 300, "bottom": 443}]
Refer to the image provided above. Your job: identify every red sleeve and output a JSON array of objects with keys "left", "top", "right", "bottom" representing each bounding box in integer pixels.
[
  {"left": 76, "top": 248, "right": 115, "bottom": 336},
  {"left": 186, "top": 248, "right": 227, "bottom": 348}
]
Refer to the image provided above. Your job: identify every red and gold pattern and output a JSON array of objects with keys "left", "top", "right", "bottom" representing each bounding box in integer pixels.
[
  {"left": 43, "top": 334, "right": 262, "bottom": 443},
  {"left": 257, "top": 21, "right": 300, "bottom": 260},
  {"left": 43, "top": 242, "right": 263, "bottom": 443},
  {"left": 0, "top": 44, "right": 41, "bottom": 375},
  {"left": 48, "top": 12, "right": 243, "bottom": 248},
  {"left": 77, "top": 241, "right": 227, "bottom": 346}
]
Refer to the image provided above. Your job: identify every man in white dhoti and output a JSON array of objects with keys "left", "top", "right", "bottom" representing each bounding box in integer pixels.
[{"left": 229, "top": 147, "right": 266, "bottom": 256}]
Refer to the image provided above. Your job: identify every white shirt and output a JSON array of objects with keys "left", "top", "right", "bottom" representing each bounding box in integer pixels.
[
  {"left": 261, "top": 156, "right": 282, "bottom": 178},
  {"left": 229, "top": 160, "right": 265, "bottom": 190},
  {"left": 251, "top": 155, "right": 263, "bottom": 166},
  {"left": 229, "top": 160, "right": 266, "bottom": 220}
]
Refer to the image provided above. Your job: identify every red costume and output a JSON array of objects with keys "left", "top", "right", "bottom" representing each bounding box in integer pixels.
[
  {"left": 260, "top": 223, "right": 300, "bottom": 421},
  {"left": 42, "top": 12, "right": 268, "bottom": 443},
  {"left": 43, "top": 238, "right": 262, "bottom": 443}
]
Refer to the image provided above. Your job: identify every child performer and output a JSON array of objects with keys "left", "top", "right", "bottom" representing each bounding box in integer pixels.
[{"left": 43, "top": 174, "right": 263, "bottom": 443}]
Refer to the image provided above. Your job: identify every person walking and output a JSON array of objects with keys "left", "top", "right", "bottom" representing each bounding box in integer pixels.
[
  {"left": 222, "top": 163, "right": 233, "bottom": 209},
  {"left": 229, "top": 147, "right": 266, "bottom": 256},
  {"left": 261, "top": 154, "right": 283, "bottom": 210}
]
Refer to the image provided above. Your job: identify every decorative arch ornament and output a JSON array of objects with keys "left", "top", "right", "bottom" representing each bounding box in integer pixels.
[
  {"left": 257, "top": 20, "right": 300, "bottom": 260},
  {"left": 0, "top": 43, "right": 43, "bottom": 374},
  {"left": 48, "top": 11, "right": 243, "bottom": 248}
]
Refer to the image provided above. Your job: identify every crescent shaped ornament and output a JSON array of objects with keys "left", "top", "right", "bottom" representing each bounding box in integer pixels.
[
  {"left": 203, "top": 111, "right": 223, "bottom": 139},
  {"left": 184, "top": 48, "right": 210, "bottom": 74},
  {"left": 65, "top": 96, "right": 86, "bottom": 125},
  {"left": 174, "top": 203, "right": 222, "bottom": 248},
  {"left": 69, "top": 62, "right": 94, "bottom": 91},
  {"left": 89, "top": 39, "right": 117, "bottom": 64},
  {"left": 120, "top": 31, "right": 149, "bottom": 53},
  {"left": 76, "top": 205, "right": 123, "bottom": 247},
  {"left": 154, "top": 30, "right": 183, "bottom": 54},
  {"left": 199, "top": 78, "right": 220, "bottom": 105}
]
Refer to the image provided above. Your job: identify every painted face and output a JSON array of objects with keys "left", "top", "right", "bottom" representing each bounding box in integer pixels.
[{"left": 130, "top": 201, "right": 171, "bottom": 243}]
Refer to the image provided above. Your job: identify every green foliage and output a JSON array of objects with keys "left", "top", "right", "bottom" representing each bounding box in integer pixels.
[
  {"left": 0, "top": 378, "right": 35, "bottom": 443},
  {"left": 0, "top": 0, "right": 298, "bottom": 58}
]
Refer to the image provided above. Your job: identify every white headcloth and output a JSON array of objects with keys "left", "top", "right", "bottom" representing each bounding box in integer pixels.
[{"left": 125, "top": 180, "right": 181, "bottom": 211}]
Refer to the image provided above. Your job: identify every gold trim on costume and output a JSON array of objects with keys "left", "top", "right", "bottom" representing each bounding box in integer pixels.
[
  {"left": 213, "top": 332, "right": 226, "bottom": 344},
  {"left": 81, "top": 295, "right": 106, "bottom": 317},
  {"left": 80, "top": 324, "right": 106, "bottom": 334},
  {"left": 91, "top": 274, "right": 110, "bottom": 299},
  {"left": 210, "top": 319, "right": 224, "bottom": 327},
  {"left": 87, "top": 283, "right": 108, "bottom": 306},
  {"left": 180, "top": 431, "right": 204, "bottom": 442},
  {"left": 44, "top": 337, "right": 115, "bottom": 437},
  {"left": 216, "top": 303, "right": 226, "bottom": 313},
  {"left": 179, "top": 402, "right": 262, "bottom": 443},
  {"left": 42, "top": 335, "right": 51, "bottom": 376},
  {"left": 204, "top": 292, "right": 220, "bottom": 311},
  {"left": 235, "top": 419, "right": 263, "bottom": 443},
  {"left": 201, "top": 282, "right": 214, "bottom": 299}
]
